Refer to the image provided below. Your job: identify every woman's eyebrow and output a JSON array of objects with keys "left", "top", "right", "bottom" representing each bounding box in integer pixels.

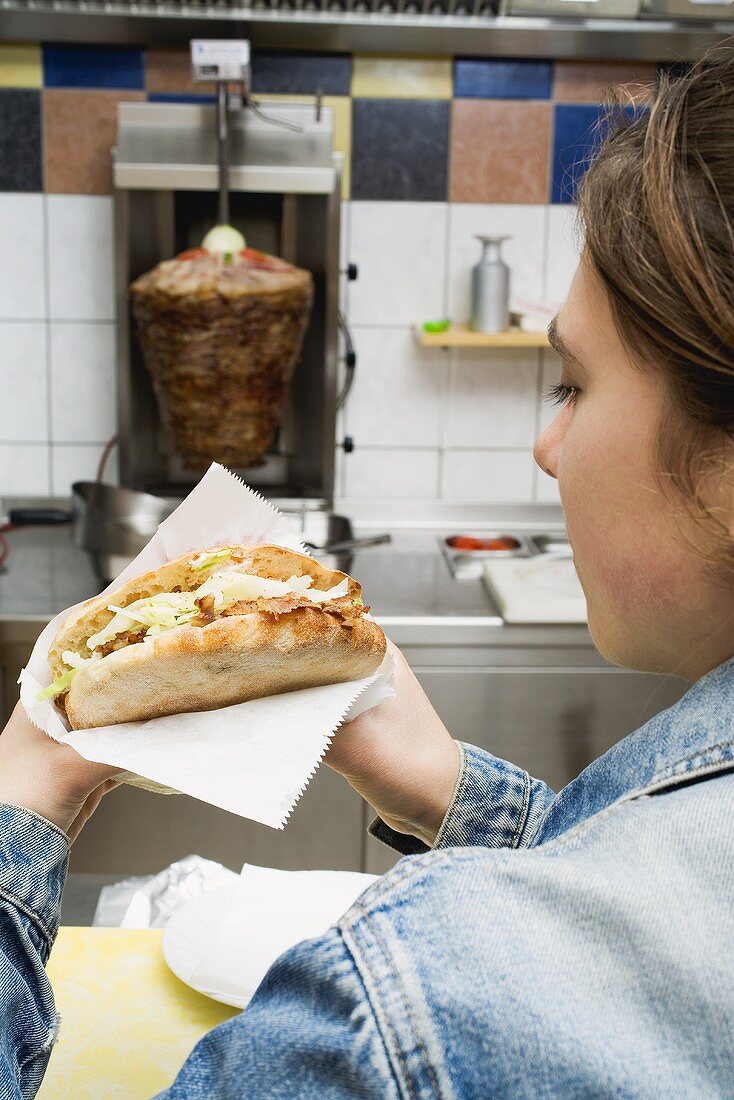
[{"left": 547, "top": 316, "right": 586, "bottom": 373}]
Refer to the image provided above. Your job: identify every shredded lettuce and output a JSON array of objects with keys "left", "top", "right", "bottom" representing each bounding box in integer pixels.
[
  {"left": 62, "top": 649, "right": 98, "bottom": 670},
  {"left": 87, "top": 593, "right": 199, "bottom": 651},
  {"left": 36, "top": 668, "right": 78, "bottom": 701},
  {"left": 36, "top": 650, "right": 103, "bottom": 700},
  {"left": 195, "top": 571, "right": 314, "bottom": 609},
  {"left": 307, "top": 578, "right": 349, "bottom": 602},
  {"left": 190, "top": 547, "right": 238, "bottom": 571},
  {"left": 82, "top": 569, "right": 352, "bottom": 655},
  {"left": 353, "top": 596, "right": 363, "bottom": 607}
]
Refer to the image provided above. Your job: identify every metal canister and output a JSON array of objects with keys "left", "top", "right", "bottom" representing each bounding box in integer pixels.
[{"left": 470, "top": 235, "right": 511, "bottom": 333}]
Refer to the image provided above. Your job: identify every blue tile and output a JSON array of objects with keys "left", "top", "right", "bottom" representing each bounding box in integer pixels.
[
  {"left": 43, "top": 44, "right": 144, "bottom": 90},
  {"left": 551, "top": 103, "right": 604, "bottom": 204},
  {"left": 148, "top": 93, "right": 215, "bottom": 104},
  {"left": 251, "top": 52, "right": 351, "bottom": 96},
  {"left": 551, "top": 103, "right": 645, "bottom": 204},
  {"left": 0, "top": 90, "right": 42, "bottom": 191},
  {"left": 352, "top": 98, "right": 449, "bottom": 202},
  {"left": 454, "top": 58, "right": 552, "bottom": 100}
]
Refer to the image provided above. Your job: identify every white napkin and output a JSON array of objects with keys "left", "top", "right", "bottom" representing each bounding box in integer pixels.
[
  {"left": 191, "top": 863, "right": 378, "bottom": 1004},
  {"left": 19, "top": 464, "right": 394, "bottom": 827}
]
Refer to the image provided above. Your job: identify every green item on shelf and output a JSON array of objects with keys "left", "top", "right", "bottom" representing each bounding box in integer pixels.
[{"left": 423, "top": 319, "right": 451, "bottom": 333}]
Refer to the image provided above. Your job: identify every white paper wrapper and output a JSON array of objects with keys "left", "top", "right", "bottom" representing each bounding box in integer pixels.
[
  {"left": 190, "top": 863, "right": 378, "bottom": 1005},
  {"left": 19, "top": 464, "right": 393, "bottom": 828}
]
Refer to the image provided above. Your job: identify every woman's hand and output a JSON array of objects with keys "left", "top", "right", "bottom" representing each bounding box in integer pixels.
[
  {"left": 326, "top": 644, "right": 461, "bottom": 847},
  {"left": 0, "top": 704, "right": 120, "bottom": 843}
]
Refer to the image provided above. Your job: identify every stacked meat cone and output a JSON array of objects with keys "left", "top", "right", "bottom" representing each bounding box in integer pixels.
[{"left": 130, "top": 246, "right": 314, "bottom": 470}]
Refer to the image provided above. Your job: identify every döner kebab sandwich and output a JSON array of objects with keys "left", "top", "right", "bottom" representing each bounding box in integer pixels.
[{"left": 39, "top": 545, "right": 386, "bottom": 730}]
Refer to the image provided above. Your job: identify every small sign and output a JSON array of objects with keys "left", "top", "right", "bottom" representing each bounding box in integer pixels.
[{"left": 191, "top": 39, "right": 251, "bottom": 83}]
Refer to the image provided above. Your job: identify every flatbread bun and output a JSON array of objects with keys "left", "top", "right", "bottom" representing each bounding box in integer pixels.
[{"left": 48, "top": 544, "right": 386, "bottom": 730}]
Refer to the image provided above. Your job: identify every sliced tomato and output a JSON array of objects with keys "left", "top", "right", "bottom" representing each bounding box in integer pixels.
[
  {"left": 482, "top": 537, "right": 520, "bottom": 551},
  {"left": 178, "top": 247, "right": 208, "bottom": 261},
  {"left": 240, "top": 247, "right": 270, "bottom": 264},
  {"left": 447, "top": 536, "right": 484, "bottom": 551}
]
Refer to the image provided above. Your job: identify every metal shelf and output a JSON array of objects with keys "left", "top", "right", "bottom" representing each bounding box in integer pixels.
[{"left": 0, "top": 3, "right": 732, "bottom": 56}]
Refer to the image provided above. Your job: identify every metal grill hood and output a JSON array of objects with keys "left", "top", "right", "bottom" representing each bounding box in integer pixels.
[{"left": 2, "top": 0, "right": 734, "bottom": 57}]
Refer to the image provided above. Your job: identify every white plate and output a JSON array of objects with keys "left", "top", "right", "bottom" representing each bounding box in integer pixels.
[
  {"left": 163, "top": 883, "right": 254, "bottom": 1009},
  {"left": 163, "top": 867, "right": 378, "bottom": 1009}
]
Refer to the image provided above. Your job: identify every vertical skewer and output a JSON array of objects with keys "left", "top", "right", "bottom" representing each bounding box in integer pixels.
[{"left": 216, "top": 81, "right": 230, "bottom": 227}]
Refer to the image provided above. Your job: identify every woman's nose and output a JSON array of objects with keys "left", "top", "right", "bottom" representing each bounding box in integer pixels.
[{"left": 534, "top": 415, "right": 563, "bottom": 480}]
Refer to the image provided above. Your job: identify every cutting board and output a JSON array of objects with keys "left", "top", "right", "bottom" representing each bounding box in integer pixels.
[
  {"left": 38, "top": 928, "right": 237, "bottom": 1099},
  {"left": 483, "top": 556, "right": 587, "bottom": 624}
]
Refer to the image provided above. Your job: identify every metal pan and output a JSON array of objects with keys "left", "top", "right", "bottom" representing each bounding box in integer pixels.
[{"left": 71, "top": 481, "right": 178, "bottom": 583}]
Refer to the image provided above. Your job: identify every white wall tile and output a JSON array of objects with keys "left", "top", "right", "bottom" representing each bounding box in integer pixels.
[
  {"left": 346, "top": 328, "right": 444, "bottom": 447},
  {"left": 536, "top": 469, "right": 562, "bottom": 503},
  {"left": 446, "top": 349, "right": 539, "bottom": 449},
  {"left": 0, "top": 322, "right": 47, "bottom": 442},
  {"left": 0, "top": 444, "right": 49, "bottom": 495},
  {"left": 348, "top": 203, "right": 447, "bottom": 326},
  {"left": 51, "top": 444, "right": 118, "bottom": 496},
  {"left": 47, "top": 196, "right": 115, "bottom": 321},
  {"left": 441, "top": 450, "right": 535, "bottom": 502},
  {"left": 0, "top": 195, "right": 46, "bottom": 320},
  {"left": 447, "top": 205, "right": 546, "bottom": 322},
  {"left": 545, "top": 205, "right": 582, "bottom": 306},
  {"left": 50, "top": 323, "right": 116, "bottom": 443},
  {"left": 343, "top": 447, "right": 439, "bottom": 499}
]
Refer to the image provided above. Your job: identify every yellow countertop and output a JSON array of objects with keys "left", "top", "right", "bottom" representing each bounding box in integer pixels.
[{"left": 39, "top": 928, "right": 238, "bottom": 1100}]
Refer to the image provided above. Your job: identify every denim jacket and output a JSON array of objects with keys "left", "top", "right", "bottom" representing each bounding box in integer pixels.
[{"left": 3, "top": 657, "right": 734, "bottom": 1098}]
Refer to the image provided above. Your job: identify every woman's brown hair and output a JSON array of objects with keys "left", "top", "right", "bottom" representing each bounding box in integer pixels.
[{"left": 578, "top": 48, "right": 734, "bottom": 565}]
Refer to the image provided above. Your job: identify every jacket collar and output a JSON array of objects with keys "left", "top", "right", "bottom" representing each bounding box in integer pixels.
[{"left": 534, "top": 654, "right": 734, "bottom": 845}]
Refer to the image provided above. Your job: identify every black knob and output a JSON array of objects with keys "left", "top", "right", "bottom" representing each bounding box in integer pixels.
[
  {"left": 343, "top": 435, "right": 355, "bottom": 454},
  {"left": 346, "top": 263, "right": 358, "bottom": 282},
  {"left": 345, "top": 350, "right": 357, "bottom": 368}
]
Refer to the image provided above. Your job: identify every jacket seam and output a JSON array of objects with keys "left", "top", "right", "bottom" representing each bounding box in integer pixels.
[
  {"left": 351, "top": 900, "right": 442, "bottom": 1100},
  {"left": 18, "top": 1013, "right": 60, "bottom": 1073},
  {"left": 510, "top": 770, "right": 531, "bottom": 850},
  {"left": 342, "top": 917, "right": 418, "bottom": 1100},
  {"left": 0, "top": 884, "right": 55, "bottom": 950},
  {"left": 649, "top": 740, "right": 734, "bottom": 785},
  {"left": 432, "top": 742, "right": 467, "bottom": 850},
  {"left": 0, "top": 804, "right": 70, "bottom": 847}
]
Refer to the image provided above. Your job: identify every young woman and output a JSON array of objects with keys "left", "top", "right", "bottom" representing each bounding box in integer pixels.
[{"left": 2, "top": 48, "right": 734, "bottom": 1098}]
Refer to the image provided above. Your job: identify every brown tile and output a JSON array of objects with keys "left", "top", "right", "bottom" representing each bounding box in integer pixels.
[
  {"left": 553, "top": 61, "right": 656, "bottom": 104},
  {"left": 44, "top": 89, "right": 145, "bottom": 195},
  {"left": 450, "top": 100, "right": 551, "bottom": 205},
  {"left": 146, "top": 47, "right": 213, "bottom": 96}
]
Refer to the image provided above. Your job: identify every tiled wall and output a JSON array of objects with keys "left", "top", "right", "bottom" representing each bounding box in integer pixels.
[{"left": 0, "top": 45, "right": 658, "bottom": 503}]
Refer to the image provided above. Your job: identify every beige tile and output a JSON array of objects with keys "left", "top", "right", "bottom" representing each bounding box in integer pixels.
[
  {"left": 450, "top": 100, "right": 551, "bottom": 205},
  {"left": 553, "top": 61, "right": 655, "bottom": 105},
  {"left": 352, "top": 56, "right": 452, "bottom": 100},
  {"left": 0, "top": 43, "right": 42, "bottom": 89},
  {"left": 44, "top": 89, "right": 145, "bottom": 195},
  {"left": 257, "top": 94, "right": 351, "bottom": 199}
]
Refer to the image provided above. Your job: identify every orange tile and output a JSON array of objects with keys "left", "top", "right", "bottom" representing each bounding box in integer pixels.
[
  {"left": 450, "top": 100, "right": 551, "bottom": 205},
  {"left": 44, "top": 89, "right": 145, "bottom": 194},
  {"left": 146, "top": 47, "right": 213, "bottom": 96},
  {"left": 553, "top": 61, "right": 655, "bottom": 104}
]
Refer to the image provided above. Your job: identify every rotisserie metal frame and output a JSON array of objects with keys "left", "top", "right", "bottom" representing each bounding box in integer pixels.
[{"left": 113, "top": 99, "right": 342, "bottom": 509}]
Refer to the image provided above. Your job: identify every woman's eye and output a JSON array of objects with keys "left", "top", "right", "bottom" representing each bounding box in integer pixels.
[{"left": 543, "top": 383, "right": 578, "bottom": 408}]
